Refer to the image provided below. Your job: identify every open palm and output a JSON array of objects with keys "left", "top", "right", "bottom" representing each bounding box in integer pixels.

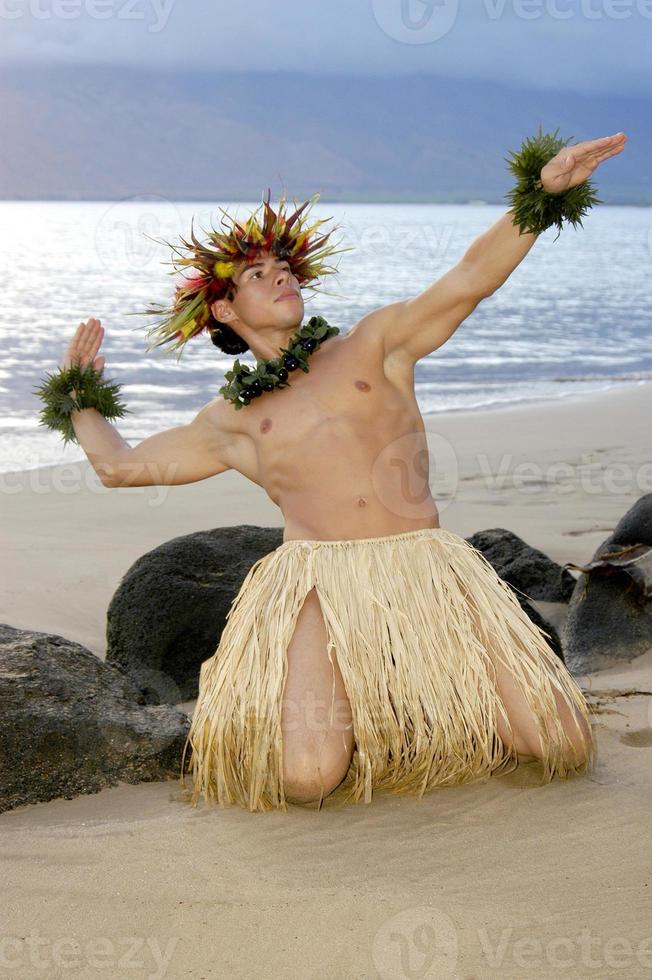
[
  {"left": 540, "top": 132, "right": 628, "bottom": 194},
  {"left": 60, "top": 318, "right": 106, "bottom": 373}
]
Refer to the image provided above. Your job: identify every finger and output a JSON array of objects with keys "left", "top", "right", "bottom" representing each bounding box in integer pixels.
[
  {"left": 82, "top": 319, "right": 100, "bottom": 355},
  {"left": 572, "top": 133, "right": 627, "bottom": 160},
  {"left": 69, "top": 324, "right": 87, "bottom": 358},
  {"left": 585, "top": 133, "right": 626, "bottom": 151},
  {"left": 594, "top": 143, "right": 627, "bottom": 164},
  {"left": 67, "top": 323, "right": 84, "bottom": 351},
  {"left": 587, "top": 140, "right": 627, "bottom": 163},
  {"left": 78, "top": 328, "right": 93, "bottom": 359}
]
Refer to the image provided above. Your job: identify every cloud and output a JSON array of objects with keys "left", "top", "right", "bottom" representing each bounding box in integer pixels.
[{"left": 1, "top": 0, "right": 650, "bottom": 95}]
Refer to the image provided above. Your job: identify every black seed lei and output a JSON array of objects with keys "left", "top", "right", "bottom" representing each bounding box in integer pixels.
[{"left": 218, "top": 315, "right": 340, "bottom": 409}]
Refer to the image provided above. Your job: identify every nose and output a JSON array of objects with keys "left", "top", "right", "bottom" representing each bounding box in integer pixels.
[{"left": 275, "top": 267, "right": 292, "bottom": 286}]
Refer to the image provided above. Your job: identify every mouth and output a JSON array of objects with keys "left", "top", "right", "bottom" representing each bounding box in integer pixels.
[{"left": 276, "top": 291, "right": 301, "bottom": 302}]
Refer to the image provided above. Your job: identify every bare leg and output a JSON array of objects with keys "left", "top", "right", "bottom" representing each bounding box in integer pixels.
[
  {"left": 280, "top": 587, "right": 355, "bottom": 803},
  {"left": 466, "top": 594, "right": 592, "bottom": 766}
]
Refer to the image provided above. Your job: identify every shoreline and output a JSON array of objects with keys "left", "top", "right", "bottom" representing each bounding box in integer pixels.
[
  {"left": 1, "top": 381, "right": 650, "bottom": 659},
  {"left": 420, "top": 376, "right": 650, "bottom": 419},
  {"left": 5, "top": 376, "right": 650, "bottom": 480}
]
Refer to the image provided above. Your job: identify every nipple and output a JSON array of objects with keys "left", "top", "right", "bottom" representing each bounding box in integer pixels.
[
  {"left": 260, "top": 418, "right": 272, "bottom": 433},
  {"left": 354, "top": 380, "right": 371, "bottom": 392}
]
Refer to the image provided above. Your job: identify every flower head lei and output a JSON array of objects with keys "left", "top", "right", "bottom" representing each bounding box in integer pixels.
[{"left": 133, "top": 188, "right": 352, "bottom": 365}]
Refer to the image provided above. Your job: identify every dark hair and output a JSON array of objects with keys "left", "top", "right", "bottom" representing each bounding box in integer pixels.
[{"left": 207, "top": 284, "right": 250, "bottom": 355}]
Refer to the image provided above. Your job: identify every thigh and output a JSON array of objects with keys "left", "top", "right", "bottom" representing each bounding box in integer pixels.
[
  {"left": 280, "top": 587, "right": 355, "bottom": 781},
  {"left": 466, "top": 593, "right": 591, "bottom": 761}
]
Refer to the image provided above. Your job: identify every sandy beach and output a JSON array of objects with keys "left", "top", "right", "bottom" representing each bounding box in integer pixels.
[{"left": 2, "top": 382, "right": 651, "bottom": 979}]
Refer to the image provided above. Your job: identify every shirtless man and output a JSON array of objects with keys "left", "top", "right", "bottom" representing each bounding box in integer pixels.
[{"left": 62, "top": 133, "right": 625, "bottom": 802}]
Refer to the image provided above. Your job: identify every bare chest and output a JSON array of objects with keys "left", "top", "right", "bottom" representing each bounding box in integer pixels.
[{"left": 221, "top": 332, "right": 422, "bottom": 494}]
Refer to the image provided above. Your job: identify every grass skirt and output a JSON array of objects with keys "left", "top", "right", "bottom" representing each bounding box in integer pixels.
[{"left": 180, "top": 528, "right": 597, "bottom": 812}]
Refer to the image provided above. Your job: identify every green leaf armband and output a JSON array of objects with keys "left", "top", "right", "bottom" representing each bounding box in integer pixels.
[
  {"left": 32, "top": 362, "right": 131, "bottom": 447},
  {"left": 504, "top": 125, "right": 603, "bottom": 242}
]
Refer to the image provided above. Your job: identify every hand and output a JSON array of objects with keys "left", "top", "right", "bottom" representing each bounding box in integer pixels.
[
  {"left": 60, "top": 318, "right": 106, "bottom": 374},
  {"left": 540, "top": 131, "right": 627, "bottom": 194}
]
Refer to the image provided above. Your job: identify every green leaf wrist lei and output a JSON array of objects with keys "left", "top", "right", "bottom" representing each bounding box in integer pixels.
[
  {"left": 219, "top": 314, "right": 340, "bottom": 410},
  {"left": 33, "top": 362, "right": 131, "bottom": 447},
  {"left": 505, "top": 126, "right": 603, "bottom": 242}
]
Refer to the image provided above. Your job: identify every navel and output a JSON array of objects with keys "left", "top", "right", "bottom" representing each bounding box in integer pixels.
[
  {"left": 260, "top": 417, "right": 273, "bottom": 434},
  {"left": 354, "top": 379, "right": 371, "bottom": 392},
  {"left": 357, "top": 496, "right": 367, "bottom": 507}
]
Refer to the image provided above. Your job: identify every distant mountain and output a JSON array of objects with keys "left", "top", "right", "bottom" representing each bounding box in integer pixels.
[{"left": 0, "top": 65, "right": 648, "bottom": 203}]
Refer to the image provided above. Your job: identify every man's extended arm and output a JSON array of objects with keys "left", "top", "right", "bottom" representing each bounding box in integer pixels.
[
  {"left": 362, "top": 131, "right": 627, "bottom": 367},
  {"left": 354, "top": 211, "right": 535, "bottom": 368},
  {"left": 462, "top": 209, "right": 538, "bottom": 296}
]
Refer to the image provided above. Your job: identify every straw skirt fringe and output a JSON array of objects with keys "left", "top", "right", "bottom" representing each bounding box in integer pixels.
[{"left": 180, "top": 528, "right": 597, "bottom": 812}]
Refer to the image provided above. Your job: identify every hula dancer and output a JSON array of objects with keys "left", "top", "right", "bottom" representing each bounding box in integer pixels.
[{"left": 36, "top": 129, "right": 627, "bottom": 811}]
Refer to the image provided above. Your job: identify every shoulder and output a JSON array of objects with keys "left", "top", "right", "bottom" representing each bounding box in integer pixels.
[
  {"left": 193, "top": 394, "right": 238, "bottom": 443},
  {"left": 346, "top": 302, "right": 414, "bottom": 382},
  {"left": 347, "top": 301, "right": 403, "bottom": 343}
]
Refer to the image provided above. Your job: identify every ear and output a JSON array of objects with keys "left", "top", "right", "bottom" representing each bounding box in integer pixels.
[{"left": 210, "top": 297, "right": 235, "bottom": 322}]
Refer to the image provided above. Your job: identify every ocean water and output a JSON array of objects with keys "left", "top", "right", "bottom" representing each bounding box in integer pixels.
[{"left": 1, "top": 199, "right": 650, "bottom": 475}]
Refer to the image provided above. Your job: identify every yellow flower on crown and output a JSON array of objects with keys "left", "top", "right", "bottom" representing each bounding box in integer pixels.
[
  {"left": 213, "top": 260, "right": 236, "bottom": 278},
  {"left": 134, "top": 187, "right": 352, "bottom": 362}
]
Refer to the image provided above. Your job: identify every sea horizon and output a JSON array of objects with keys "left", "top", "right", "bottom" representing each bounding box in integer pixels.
[{"left": 2, "top": 199, "right": 650, "bottom": 476}]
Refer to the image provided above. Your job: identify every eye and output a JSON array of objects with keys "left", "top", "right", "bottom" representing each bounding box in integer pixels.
[{"left": 252, "top": 264, "right": 291, "bottom": 279}]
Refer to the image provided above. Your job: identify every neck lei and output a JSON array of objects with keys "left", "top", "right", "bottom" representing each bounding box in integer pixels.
[{"left": 218, "top": 315, "right": 340, "bottom": 409}]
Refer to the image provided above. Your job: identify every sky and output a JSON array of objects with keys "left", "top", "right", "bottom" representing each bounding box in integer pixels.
[{"left": 1, "top": 0, "right": 650, "bottom": 97}]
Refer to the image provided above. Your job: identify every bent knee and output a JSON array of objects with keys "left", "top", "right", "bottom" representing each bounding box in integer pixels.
[
  {"left": 563, "top": 712, "right": 593, "bottom": 766},
  {"left": 283, "top": 757, "right": 351, "bottom": 804},
  {"left": 508, "top": 713, "right": 593, "bottom": 768}
]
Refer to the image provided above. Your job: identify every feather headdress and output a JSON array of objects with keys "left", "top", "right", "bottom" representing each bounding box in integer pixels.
[{"left": 136, "top": 188, "right": 350, "bottom": 361}]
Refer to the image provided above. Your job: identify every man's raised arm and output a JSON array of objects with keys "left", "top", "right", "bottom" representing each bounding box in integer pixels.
[{"left": 360, "top": 131, "right": 627, "bottom": 368}]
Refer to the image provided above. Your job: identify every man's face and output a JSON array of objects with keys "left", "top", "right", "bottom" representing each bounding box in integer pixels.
[{"left": 215, "top": 250, "right": 304, "bottom": 329}]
